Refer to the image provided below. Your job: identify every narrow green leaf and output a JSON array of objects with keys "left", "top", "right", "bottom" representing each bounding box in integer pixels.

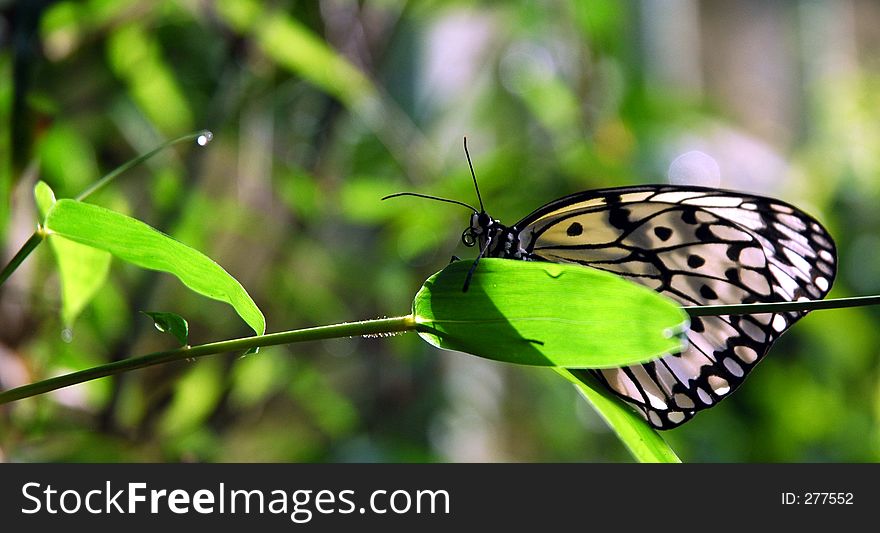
[
  {"left": 216, "top": 0, "right": 373, "bottom": 106},
  {"left": 142, "top": 311, "right": 189, "bottom": 346},
  {"left": 106, "top": 24, "right": 193, "bottom": 134},
  {"left": 412, "top": 259, "right": 688, "bottom": 367},
  {"left": 34, "top": 180, "right": 56, "bottom": 219},
  {"left": 555, "top": 368, "right": 681, "bottom": 463},
  {"left": 44, "top": 199, "right": 266, "bottom": 336},
  {"left": 35, "top": 181, "right": 113, "bottom": 327}
]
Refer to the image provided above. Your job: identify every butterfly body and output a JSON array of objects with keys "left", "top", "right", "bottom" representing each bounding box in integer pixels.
[{"left": 462, "top": 184, "right": 837, "bottom": 429}]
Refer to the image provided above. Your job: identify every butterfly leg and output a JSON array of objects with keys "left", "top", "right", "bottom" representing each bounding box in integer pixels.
[{"left": 462, "top": 238, "right": 492, "bottom": 292}]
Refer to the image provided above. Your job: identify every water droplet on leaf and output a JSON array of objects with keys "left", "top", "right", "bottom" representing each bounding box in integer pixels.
[{"left": 196, "top": 130, "right": 213, "bottom": 146}]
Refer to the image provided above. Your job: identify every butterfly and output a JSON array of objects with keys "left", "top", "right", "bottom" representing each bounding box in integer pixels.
[{"left": 386, "top": 144, "right": 837, "bottom": 429}]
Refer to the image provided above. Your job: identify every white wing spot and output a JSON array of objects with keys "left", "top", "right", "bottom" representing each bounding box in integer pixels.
[
  {"left": 734, "top": 345, "right": 758, "bottom": 364},
  {"left": 782, "top": 247, "right": 814, "bottom": 281},
  {"left": 619, "top": 192, "right": 653, "bottom": 202},
  {"left": 664, "top": 354, "right": 707, "bottom": 386},
  {"left": 651, "top": 191, "right": 705, "bottom": 203},
  {"left": 631, "top": 366, "right": 668, "bottom": 410},
  {"left": 768, "top": 263, "right": 801, "bottom": 298},
  {"left": 708, "top": 375, "right": 731, "bottom": 396},
  {"left": 739, "top": 318, "right": 767, "bottom": 342},
  {"left": 723, "top": 357, "right": 744, "bottom": 377},
  {"left": 683, "top": 195, "right": 743, "bottom": 208},
  {"left": 772, "top": 314, "right": 788, "bottom": 333},
  {"left": 738, "top": 247, "right": 767, "bottom": 269},
  {"left": 673, "top": 393, "right": 695, "bottom": 409},
  {"left": 771, "top": 204, "right": 795, "bottom": 214},
  {"left": 602, "top": 369, "right": 644, "bottom": 404},
  {"left": 667, "top": 411, "right": 686, "bottom": 424},
  {"left": 705, "top": 207, "right": 766, "bottom": 230},
  {"left": 653, "top": 363, "right": 678, "bottom": 395},
  {"left": 815, "top": 276, "right": 829, "bottom": 292},
  {"left": 813, "top": 233, "right": 833, "bottom": 249},
  {"left": 696, "top": 387, "right": 713, "bottom": 405},
  {"left": 740, "top": 269, "right": 772, "bottom": 296},
  {"left": 777, "top": 213, "right": 807, "bottom": 230},
  {"left": 688, "top": 332, "right": 720, "bottom": 363},
  {"left": 710, "top": 224, "right": 753, "bottom": 242}
]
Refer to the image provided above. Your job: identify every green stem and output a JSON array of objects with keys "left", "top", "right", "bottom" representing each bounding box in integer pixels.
[
  {"left": 75, "top": 129, "right": 212, "bottom": 201},
  {"left": 0, "top": 229, "right": 45, "bottom": 286},
  {"left": 0, "top": 130, "right": 212, "bottom": 288},
  {"left": 0, "top": 315, "right": 416, "bottom": 405},
  {"left": 684, "top": 295, "right": 880, "bottom": 316},
  {"left": 5, "top": 293, "right": 880, "bottom": 406}
]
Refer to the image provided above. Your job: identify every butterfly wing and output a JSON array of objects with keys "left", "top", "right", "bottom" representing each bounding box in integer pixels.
[{"left": 512, "top": 185, "right": 836, "bottom": 429}]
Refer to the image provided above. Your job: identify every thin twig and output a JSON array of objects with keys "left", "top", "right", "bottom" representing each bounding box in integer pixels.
[
  {"left": 0, "top": 315, "right": 416, "bottom": 405},
  {"left": 76, "top": 130, "right": 212, "bottom": 201},
  {"left": 684, "top": 295, "right": 880, "bottom": 316},
  {"left": 0, "top": 229, "right": 45, "bottom": 286}
]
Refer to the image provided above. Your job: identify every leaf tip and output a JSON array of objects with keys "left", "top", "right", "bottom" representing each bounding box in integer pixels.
[{"left": 142, "top": 310, "right": 190, "bottom": 347}]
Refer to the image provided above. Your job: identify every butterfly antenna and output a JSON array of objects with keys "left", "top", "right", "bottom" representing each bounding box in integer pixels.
[
  {"left": 381, "top": 192, "right": 478, "bottom": 212},
  {"left": 463, "top": 137, "right": 485, "bottom": 213}
]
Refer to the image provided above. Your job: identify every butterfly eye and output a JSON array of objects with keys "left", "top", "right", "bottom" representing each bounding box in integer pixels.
[{"left": 461, "top": 227, "right": 477, "bottom": 247}]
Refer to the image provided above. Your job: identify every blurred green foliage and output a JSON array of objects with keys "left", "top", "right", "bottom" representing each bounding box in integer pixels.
[{"left": 1, "top": 0, "right": 878, "bottom": 462}]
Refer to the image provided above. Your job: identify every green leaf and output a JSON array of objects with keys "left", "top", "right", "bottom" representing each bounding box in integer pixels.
[
  {"left": 44, "top": 199, "right": 266, "bottom": 336},
  {"left": 35, "top": 181, "right": 113, "bottom": 327},
  {"left": 51, "top": 237, "right": 113, "bottom": 328},
  {"left": 555, "top": 368, "right": 681, "bottom": 463},
  {"left": 412, "top": 258, "right": 688, "bottom": 368},
  {"left": 37, "top": 124, "right": 100, "bottom": 196},
  {"left": 158, "top": 358, "right": 225, "bottom": 436},
  {"left": 34, "top": 180, "right": 57, "bottom": 219},
  {"left": 106, "top": 24, "right": 193, "bottom": 134},
  {"left": 142, "top": 311, "right": 189, "bottom": 346},
  {"left": 216, "top": 0, "right": 373, "bottom": 106}
]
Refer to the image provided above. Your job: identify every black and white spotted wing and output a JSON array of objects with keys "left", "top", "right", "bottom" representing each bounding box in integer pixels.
[{"left": 503, "top": 185, "right": 836, "bottom": 429}]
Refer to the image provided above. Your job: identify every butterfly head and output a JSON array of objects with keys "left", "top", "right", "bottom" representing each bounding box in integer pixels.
[
  {"left": 461, "top": 211, "right": 492, "bottom": 247},
  {"left": 382, "top": 138, "right": 524, "bottom": 290},
  {"left": 461, "top": 211, "right": 524, "bottom": 260}
]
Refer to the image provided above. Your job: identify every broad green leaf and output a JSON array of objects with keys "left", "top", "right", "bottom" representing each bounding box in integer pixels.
[
  {"left": 44, "top": 199, "right": 265, "bottom": 336},
  {"left": 555, "top": 368, "right": 681, "bottom": 463},
  {"left": 413, "top": 258, "right": 688, "bottom": 368},
  {"left": 51, "top": 237, "right": 113, "bottom": 327},
  {"left": 35, "top": 181, "right": 113, "bottom": 327},
  {"left": 142, "top": 311, "right": 189, "bottom": 346}
]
